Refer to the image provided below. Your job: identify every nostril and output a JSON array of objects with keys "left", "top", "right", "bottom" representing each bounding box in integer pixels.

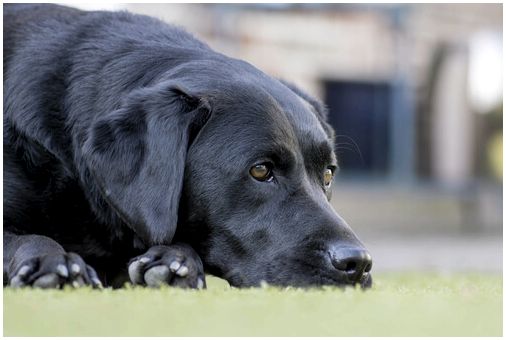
[{"left": 345, "top": 261, "right": 357, "bottom": 273}]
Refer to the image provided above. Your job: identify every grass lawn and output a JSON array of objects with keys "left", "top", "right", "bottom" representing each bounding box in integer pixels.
[{"left": 3, "top": 272, "right": 502, "bottom": 336}]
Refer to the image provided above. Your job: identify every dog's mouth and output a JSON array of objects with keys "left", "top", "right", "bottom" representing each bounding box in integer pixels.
[
  {"left": 201, "top": 237, "right": 373, "bottom": 289},
  {"left": 216, "top": 262, "right": 373, "bottom": 289},
  {"left": 359, "top": 272, "right": 373, "bottom": 289},
  {"left": 229, "top": 253, "right": 374, "bottom": 289},
  {"left": 263, "top": 270, "right": 373, "bottom": 289}
]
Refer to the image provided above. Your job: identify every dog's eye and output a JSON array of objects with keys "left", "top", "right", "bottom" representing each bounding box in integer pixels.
[
  {"left": 250, "top": 163, "right": 274, "bottom": 182},
  {"left": 324, "top": 168, "right": 333, "bottom": 189}
]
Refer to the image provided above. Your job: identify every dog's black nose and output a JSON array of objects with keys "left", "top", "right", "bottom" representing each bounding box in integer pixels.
[{"left": 329, "top": 246, "right": 372, "bottom": 283}]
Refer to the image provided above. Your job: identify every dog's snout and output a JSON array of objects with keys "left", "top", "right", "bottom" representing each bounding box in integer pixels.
[{"left": 329, "top": 247, "right": 372, "bottom": 283}]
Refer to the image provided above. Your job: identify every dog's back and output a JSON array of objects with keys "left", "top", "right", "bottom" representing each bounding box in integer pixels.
[
  {"left": 4, "top": 4, "right": 81, "bottom": 66},
  {"left": 3, "top": 3, "right": 224, "bottom": 275},
  {"left": 4, "top": 4, "right": 211, "bottom": 74}
]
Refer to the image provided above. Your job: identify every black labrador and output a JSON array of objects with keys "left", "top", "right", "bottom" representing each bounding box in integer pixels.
[{"left": 3, "top": 4, "right": 372, "bottom": 289}]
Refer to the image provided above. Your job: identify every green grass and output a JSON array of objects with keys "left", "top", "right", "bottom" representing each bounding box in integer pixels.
[{"left": 3, "top": 272, "right": 502, "bottom": 336}]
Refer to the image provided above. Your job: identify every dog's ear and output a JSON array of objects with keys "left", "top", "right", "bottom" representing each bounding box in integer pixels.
[
  {"left": 278, "top": 79, "right": 329, "bottom": 121},
  {"left": 278, "top": 79, "right": 334, "bottom": 141},
  {"left": 82, "top": 82, "right": 211, "bottom": 246}
]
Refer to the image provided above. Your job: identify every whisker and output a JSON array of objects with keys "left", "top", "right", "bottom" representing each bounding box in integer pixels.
[
  {"left": 334, "top": 135, "right": 364, "bottom": 164},
  {"left": 334, "top": 146, "right": 357, "bottom": 153}
]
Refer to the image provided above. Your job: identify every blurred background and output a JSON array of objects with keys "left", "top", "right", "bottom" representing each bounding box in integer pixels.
[{"left": 72, "top": 3, "right": 503, "bottom": 275}]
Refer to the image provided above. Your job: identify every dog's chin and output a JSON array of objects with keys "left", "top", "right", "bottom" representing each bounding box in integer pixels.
[
  {"left": 207, "top": 253, "right": 373, "bottom": 289},
  {"left": 224, "top": 269, "right": 373, "bottom": 289},
  {"left": 257, "top": 274, "right": 373, "bottom": 289},
  {"left": 360, "top": 273, "right": 373, "bottom": 289}
]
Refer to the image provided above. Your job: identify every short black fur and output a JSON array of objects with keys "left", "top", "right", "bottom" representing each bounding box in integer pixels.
[{"left": 4, "top": 4, "right": 372, "bottom": 289}]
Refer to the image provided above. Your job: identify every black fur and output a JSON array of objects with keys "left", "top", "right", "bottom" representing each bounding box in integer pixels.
[{"left": 4, "top": 4, "right": 372, "bottom": 289}]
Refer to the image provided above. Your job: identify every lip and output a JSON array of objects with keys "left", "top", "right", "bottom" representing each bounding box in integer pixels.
[{"left": 359, "top": 272, "right": 373, "bottom": 289}]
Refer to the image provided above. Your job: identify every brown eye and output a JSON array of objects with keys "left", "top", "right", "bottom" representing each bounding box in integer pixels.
[
  {"left": 324, "top": 168, "right": 333, "bottom": 188},
  {"left": 250, "top": 163, "right": 273, "bottom": 182}
]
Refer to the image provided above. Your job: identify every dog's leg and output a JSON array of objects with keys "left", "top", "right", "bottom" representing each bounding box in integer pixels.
[
  {"left": 3, "top": 230, "right": 102, "bottom": 288},
  {"left": 128, "top": 243, "right": 206, "bottom": 289}
]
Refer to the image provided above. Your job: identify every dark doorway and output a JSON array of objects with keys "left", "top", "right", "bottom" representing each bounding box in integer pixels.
[{"left": 323, "top": 80, "right": 391, "bottom": 176}]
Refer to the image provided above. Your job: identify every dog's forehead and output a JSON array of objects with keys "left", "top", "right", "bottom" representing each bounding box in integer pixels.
[
  {"left": 210, "top": 81, "right": 333, "bottom": 163},
  {"left": 283, "top": 95, "right": 329, "bottom": 142},
  {"left": 192, "top": 60, "right": 330, "bottom": 147},
  {"left": 263, "top": 84, "right": 331, "bottom": 149}
]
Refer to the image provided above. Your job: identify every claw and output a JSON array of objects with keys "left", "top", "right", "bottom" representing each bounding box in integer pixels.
[
  {"left": 10, "top": 275, "right": 25, "bottom": 288},
  {"left": 70, "top": 263, "right": 81, "bottom": 275},
  {"left": 169, "top": 261, "right": 181, "bottom": 272},
  {"left": 176, "top": 265, "right": 189, "bottom": 277},
  {"left": 92, "top": 277, "right": 103, "bottom": 289},
  {"left": 17, "top": 265, "right": 31, "bottom": 277},
  {"left": 56, "top": 264, "right": 69, "bottom": 278},
  {"left": 139, "top": 257, "right": 151, "bottom": 264},
  {"left": 128, "top": 260, "right": 145, "bottom": 285},
  {"left": 10, "top": 264, "right": 32, "bottom": 288}
]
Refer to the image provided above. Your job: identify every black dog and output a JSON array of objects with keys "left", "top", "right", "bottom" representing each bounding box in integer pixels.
[{"left": 3, "top": 4, "right": 372, "bottom": 289}]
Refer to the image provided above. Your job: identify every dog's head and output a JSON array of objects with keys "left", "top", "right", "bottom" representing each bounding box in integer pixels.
[{"left": 83, "top": 61, "right": 372, "bottom": 288}]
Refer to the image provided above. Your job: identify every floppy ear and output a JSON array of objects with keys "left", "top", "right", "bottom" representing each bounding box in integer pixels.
[
  {"left": 82, "top": 83, "right": 211, "bottom": 246},
  {"left": 278, "top": 79, "right": 335, "bottom": 141},
  {"left": 278, "top": 79, "right": 329, "bottom": 121}
]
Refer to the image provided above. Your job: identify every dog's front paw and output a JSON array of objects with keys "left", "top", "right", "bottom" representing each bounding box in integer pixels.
[
  {"left": 9, "top": 252, "right": 102, "bottom": 289},
  {"left": 128, "top": 244, "right": 206, "bottom": 289}
]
